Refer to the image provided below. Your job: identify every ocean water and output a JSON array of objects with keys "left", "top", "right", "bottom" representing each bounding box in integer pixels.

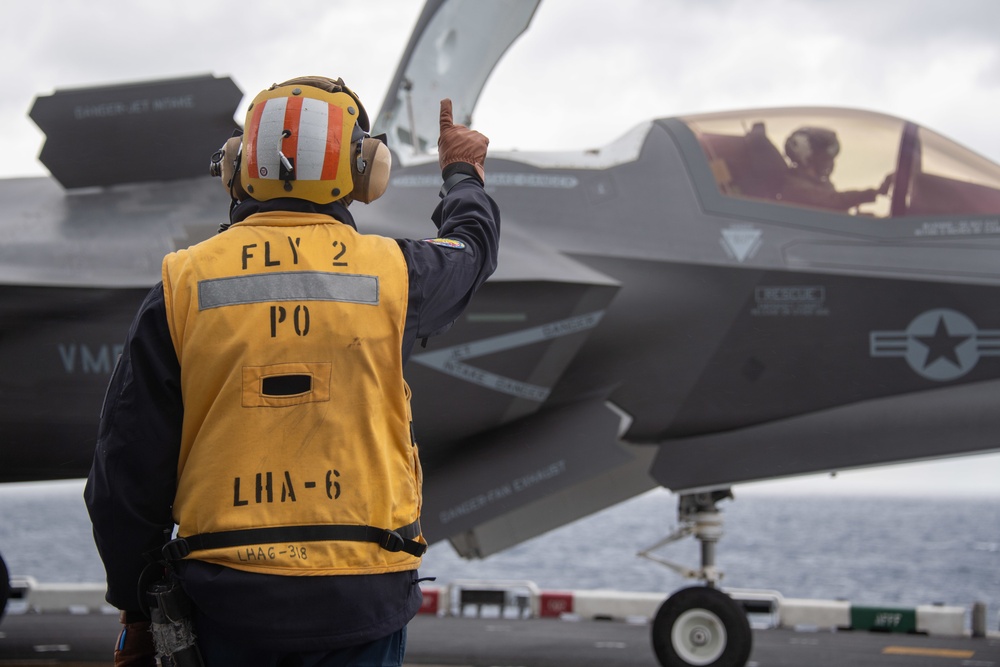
[{"left": 1, "top": 480, "right": 997, "bottom": 629}]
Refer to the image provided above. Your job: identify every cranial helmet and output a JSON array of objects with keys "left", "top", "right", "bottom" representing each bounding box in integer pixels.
[
  {"left": 211, "top": 76, "right": 391, "bottom": 205},
  {"left": 784, "top": 127, "right": 840, "bottom": 177}
]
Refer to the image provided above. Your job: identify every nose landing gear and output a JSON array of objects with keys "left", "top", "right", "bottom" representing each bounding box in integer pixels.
[{"left": 639, "top": 490, "right": 752, "bottom": 667}]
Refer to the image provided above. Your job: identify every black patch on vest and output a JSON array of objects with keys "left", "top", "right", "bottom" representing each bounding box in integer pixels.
[{"left": 262, "top": 374, "right": 312, "bottom": 396}]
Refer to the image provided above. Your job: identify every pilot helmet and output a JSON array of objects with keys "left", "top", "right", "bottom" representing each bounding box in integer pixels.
[
  {"left": 211, "top": 76, "right": 391, "bottom": 205},
  {"left": 785, "top": 127, "right": 840, "bottom": 178}
]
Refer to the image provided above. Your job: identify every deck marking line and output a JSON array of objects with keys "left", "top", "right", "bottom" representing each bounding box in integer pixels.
[{"left": 882, "top": 646, "right": 974, "bottom": 658}]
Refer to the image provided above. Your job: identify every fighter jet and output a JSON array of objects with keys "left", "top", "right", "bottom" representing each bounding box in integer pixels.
[{"left": 2, "top": 1, "right": 1000, "bottom": 665}]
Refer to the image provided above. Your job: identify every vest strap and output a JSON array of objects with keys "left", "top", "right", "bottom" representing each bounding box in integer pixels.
[{"left": 164, "top": 520, "right": 426, "bottom": 562}]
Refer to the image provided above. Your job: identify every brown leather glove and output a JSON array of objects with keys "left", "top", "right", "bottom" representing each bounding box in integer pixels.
[
  {"left": 114, "top": 613, "right": 156, "bottom": 667},
  {"left": 438, "top": 98, "right": 489, "bottom": 183}
]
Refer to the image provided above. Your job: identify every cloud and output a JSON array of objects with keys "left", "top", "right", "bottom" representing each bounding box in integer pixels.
[
  {"left": 5, "top": 0, "right": 1000, "bottom": 175},
  {"left": 0, "top": 0, "right": 424, "bottom": 178},
  {"left": 468, "top": 0, "right": 1000, "bottom": 163}
]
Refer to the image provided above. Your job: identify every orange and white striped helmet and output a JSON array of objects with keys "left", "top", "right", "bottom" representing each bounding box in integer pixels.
[{"left": 240, "top": 77, "right": 370, "bottom": 204}]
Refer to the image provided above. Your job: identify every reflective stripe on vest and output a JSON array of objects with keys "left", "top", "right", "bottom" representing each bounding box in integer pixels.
[{"left": 198, "top": 271, "right": 379, "bottom": 309}]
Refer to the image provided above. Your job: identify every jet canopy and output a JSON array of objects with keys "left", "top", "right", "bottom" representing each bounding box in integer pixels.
[{"left": 681, "top": 107, "right": 1000, "bottom": 218}]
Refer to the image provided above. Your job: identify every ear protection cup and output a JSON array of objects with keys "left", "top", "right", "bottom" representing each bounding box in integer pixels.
[
  {"left": 210, "top": 135, "right": 248, "bottom": 201},
  {"left": 350, "top": 136, "right": 391, "bottom": 204}
]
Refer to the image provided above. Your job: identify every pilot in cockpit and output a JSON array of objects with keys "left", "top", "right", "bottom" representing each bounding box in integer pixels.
[{"left": 781, "top": 126, "right": 894, "bottom": 213}]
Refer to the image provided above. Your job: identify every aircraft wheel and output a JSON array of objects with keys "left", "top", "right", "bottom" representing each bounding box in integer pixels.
[
  {"left": 651, "top": 586, "right": 752, "bottom": 667},
  {"left": 0, "top": 552, "right": 9, "bottom": 621}
]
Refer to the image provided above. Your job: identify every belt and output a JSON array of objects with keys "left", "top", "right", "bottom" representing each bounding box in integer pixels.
[{"left": 162, "top": 520, "right": 426, "bottom": 562}]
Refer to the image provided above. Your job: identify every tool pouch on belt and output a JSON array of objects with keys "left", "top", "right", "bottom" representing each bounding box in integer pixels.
[{"left": 147, "top": 578, "right": 204, "bottom": 667}]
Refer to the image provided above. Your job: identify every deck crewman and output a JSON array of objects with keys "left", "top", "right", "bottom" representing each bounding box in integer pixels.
[{"left": 85, "top": 75, "right": 499, "bottom": 666}]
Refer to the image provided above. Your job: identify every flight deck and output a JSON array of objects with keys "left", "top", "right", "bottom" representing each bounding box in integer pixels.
[{"left": 1, "top": 610, "right": 998, "bottom": 667}]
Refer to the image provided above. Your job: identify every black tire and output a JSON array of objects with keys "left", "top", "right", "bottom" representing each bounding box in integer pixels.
[
  {"left": 651, "top": 587, "right": 752, "bottom": 667},
  {"left": 0, "top": 553, "right": 9, "bottom": 622}
]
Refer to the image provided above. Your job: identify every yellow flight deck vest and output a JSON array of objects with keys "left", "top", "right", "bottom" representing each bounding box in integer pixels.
[{"left": 161, "top": 211, "right": 424, "bottom": 576}]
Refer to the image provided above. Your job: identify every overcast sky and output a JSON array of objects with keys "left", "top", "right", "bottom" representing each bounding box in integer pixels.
[
  {"left": 5, "top": 0, "right": 1000, "bottom": 173},
  {"left": 1, "top": 0, "right": 998, "bottom": 495}
]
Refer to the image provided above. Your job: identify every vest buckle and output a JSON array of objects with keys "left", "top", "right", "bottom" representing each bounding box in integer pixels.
[
  {"left": 161, "top": 538, "right": 192, "bottom": 562},
  {"left": 379, "top": 529, "right": 404, "bottom": 553}
]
